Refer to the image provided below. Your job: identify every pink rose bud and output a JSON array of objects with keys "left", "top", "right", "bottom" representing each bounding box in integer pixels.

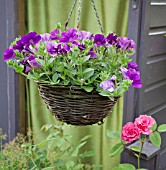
[
  {"left": 134, "top": 115, "right": 155, "bottom": 135},
  {"left": 121, "top": 122, "right": 140, "bottom": 143}
]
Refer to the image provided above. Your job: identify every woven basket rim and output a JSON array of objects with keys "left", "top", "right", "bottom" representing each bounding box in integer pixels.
[{"left": 36, "top": 81, "right": 98, "bottom": 91}]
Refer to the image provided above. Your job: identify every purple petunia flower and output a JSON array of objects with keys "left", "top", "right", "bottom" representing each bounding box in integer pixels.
[
  {"left": 4, "top": 48, "right": 16, "bottom": 61},
  {"left": 127, "top": 61, "right": 139, "bottom": 71},
  {"left": 78, "top": 31, "right": 93, "bottom": 40},
  {"left": 94, "top": 34, "right": 106, "bottom": 46},
  {"left": 13, "top": 32, "right": 41, "bottom": 52},
  {"left": 41, "top": 33, "right": 51, "bottom": 42},
  {"left": 60, "top": 28, "right": 78, "bottom": 43},
  {"left": 87, "top": 48, "right": 97, "bottom": 58},
  {"left": 106, "top": 33, "right": 117, "bottom": 45},
  {"left": 28, "top": 55, "right": 41, "bottom": 68},
  {"left": 118, "top": 37, "right": 136, "bottom": 52},
  {"left": 21, "top": 32, "right": 41, "bottom": 46},
  {"left": 50, "top": 29, "right": 60, "bottom": 40},
  {"left": 100, "top": 76, "right": 116, "bottom": 92},
  {"left": 120, "top": 62, "right": 142, "bottom": 88},
  {"left": 47, "top": 42, "right": 70, "bottom": 56},
  {"left": 13, "top": 39, "right": 25, "bottom": 52},
  {"left": 46, "top": 42, "right": 59, "bottom": 56},
  {"left": 78, "top": 43, "right": 86, "bottom": 51}
]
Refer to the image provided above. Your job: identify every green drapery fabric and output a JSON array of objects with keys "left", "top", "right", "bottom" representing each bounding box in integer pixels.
[{"left": 26, "top": 0, "right": 129, "bottom": 169}]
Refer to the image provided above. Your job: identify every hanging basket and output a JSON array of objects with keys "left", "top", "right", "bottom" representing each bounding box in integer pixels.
[{"left": 37, "top": 82, "right": 120, "bottom": 126}]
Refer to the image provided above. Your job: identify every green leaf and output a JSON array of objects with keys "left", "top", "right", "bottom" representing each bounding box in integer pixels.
[
  {"left": 112, "top": 164, "right": 136, "bottom": 170},
  {"left": 36, "top": 58, "right": 45, "bottom": 66},
  {"left": 82, "top": 55, "right": 90, "bottom": 63},
  {"left": 80, "top": 135, "right": 92, "bottom": 142},
  {"left": 109, "top": 143, "right": 124, "bottom": 157},
  {"left": 52, "top": 72, "right": 59, "bottom": 82},
  {"left": 66, "top": 161, "right": 75, "bottom": 169},
  {"left": 69, "top": 69, "right": 77, "bottom": 75},
  {"left": 130, "top": 146, "right": 141, "bottom": 152},
  {"left": 15, "top": 64, "right": 24, "bottom": 73},
  {"left": 79, "top": 150, "right": 95, "bottom": 158},
  {"left": 71, "top": 141, "right": 87, "bottom": 157},
  {"left": 106, "top": 130, "right": 121, "bottom": 139},
  {"left": 150, "top": 122, "right": 157, "bottom": 131},
  {"left": 82, "top": 86, "right": 93, "bottom": 92},
  {"left": 41, "top": 124, "right": 53, "bottom": 131},
  {"left": 158, "top": 124, "right": 166, "bottom": 132},
  {"left": 99, "top": 90, "right": 111, "bottom": 97},
  {"left": 42, "top": 167, "right": 57, "bottom": 170},
  {"left": 149, "top": 131, "right": 161, "bottom": 148},
  {"left": 52, "top": 159, "right": 64, "bottom": 168},
  {"left": 37, "top": 140, "right": 47, "bottom": 147},
  {"left": 83, "top": 68, "right": 94, "bottom": 79}
]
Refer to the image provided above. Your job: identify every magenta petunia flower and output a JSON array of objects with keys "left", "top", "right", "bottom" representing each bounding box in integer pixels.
[
  {"left": 118, "top": 37, "right": 136, "bottom": 52},
  {"left": 13, "top": 39, "right": 25, "bottom": 52},
  {"left": 50, "top": 29, "right": 60, "bottom": 40},
  {"left": 120, "top": 63, "right": 142, "bottom": 88},
  {"left": 21, "top": 32, "right": 41, "bottom": 46},
  {"left": 4, "top": 48, "right": 16, "bottom": 61},
  {"left": 87, "top": 48, "right": 97, "bottom": 58},
  {"left": 28, "top": 55, "right": 41, "bottom": 68},
  {"left": 94, "top": 34, "right": 106, "bottom": 46},
  {"left": 60, "top": 28, "right": 78, "bottom": 43},
  {"left": 106, "top": 33, "right": 117, "bottom": 45}
]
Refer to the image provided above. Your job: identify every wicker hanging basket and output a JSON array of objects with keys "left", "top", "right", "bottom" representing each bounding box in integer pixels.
[{"left": 37, "top": 82, "right": 119, "bottom": 126}]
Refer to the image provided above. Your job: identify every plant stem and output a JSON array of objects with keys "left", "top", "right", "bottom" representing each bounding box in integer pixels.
[{"left": 138, "top": 141, "right": 144, "bottom": 169}]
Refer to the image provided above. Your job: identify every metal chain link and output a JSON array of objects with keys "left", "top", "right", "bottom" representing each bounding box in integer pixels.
[
  {"left": 65, "top": 0, "right": 78, "bottom": 29},
  {"left": 77, "top": 0, "right": 82, "bottom": 29},
  {"left": 65, "top": 0, "right": 104, "bottom": 33},
  {"left": 91, "top": 0, "right": 104, "bottom": 33}
]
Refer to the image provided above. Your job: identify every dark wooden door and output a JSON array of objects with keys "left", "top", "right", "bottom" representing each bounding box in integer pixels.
[{"left": 121, "top": 0, "right": 166, "bottom": 169}]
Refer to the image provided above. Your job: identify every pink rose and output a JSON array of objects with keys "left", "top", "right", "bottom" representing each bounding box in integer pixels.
[
  {"left": 134, "top": 115, "right": 155, "bottom": 135},
  {"left": 122, "top": 122, "right": 140, "bottom": 143}
]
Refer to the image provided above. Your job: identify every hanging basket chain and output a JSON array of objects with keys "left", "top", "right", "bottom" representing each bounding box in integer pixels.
[
  {"left": 65, "top": 0, "right": 104, "bottom": 33},
  {"left": 65, "top": 0, "right": 78, "bottom": 29},
  {"left": 91, "top": 0, "right": 104, "bottom": 33},
  {"left": 77, "top": 0, "right": 82, "bottom": 29}
]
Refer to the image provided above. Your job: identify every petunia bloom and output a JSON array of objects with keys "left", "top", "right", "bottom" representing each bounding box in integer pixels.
[
  {"left": 87, "top": 48, "right": 97, "bottom": 58},
  {"left": 78, "top": 31, "right": 93, "bottom": 40},
  {"left": 21, "top": 32, "right": 41, "bottom": 46},
  {"left": 120, "top": 62, "right": 142, "bottom": 88},
  {"left": 100, "top": 76, "right": 116, "bottom": 92},
  {"left": 41, "top": 33, "right": 51, "bottom": 42},
  {"left": 28, "top": 55, "right": 41, "bottom": 68},
  {"left": 4, "top": 48, "right": 16, "bottom": 61},
  {"left": 50, "top": 29, "right": 60, "bottom": 40},
  {"left": 94, "top": 34, "right": 106, "bottom": 46},
  {"left": 118, "top": 37, "right": 136, "bottom": 52},
  {"left": 106, "top": 33, "right": 117, "bottom": 45},
  {"left": 60, "top": 28, "right": 78, "bottom": 43}
]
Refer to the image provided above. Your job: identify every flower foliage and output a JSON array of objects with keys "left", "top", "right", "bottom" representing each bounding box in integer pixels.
[{"left": 4, "top": 23, "right": 142, "bottom": 99}]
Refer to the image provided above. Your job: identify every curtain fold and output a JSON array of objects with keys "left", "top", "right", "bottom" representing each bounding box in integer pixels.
[{"left": 25, "top": 0, "right": 129, "bottom": 169}]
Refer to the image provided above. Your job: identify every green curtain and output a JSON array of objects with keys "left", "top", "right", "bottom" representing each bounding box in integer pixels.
[{"left": 25, "top": 0, "right": 129, "bottom": 169}]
